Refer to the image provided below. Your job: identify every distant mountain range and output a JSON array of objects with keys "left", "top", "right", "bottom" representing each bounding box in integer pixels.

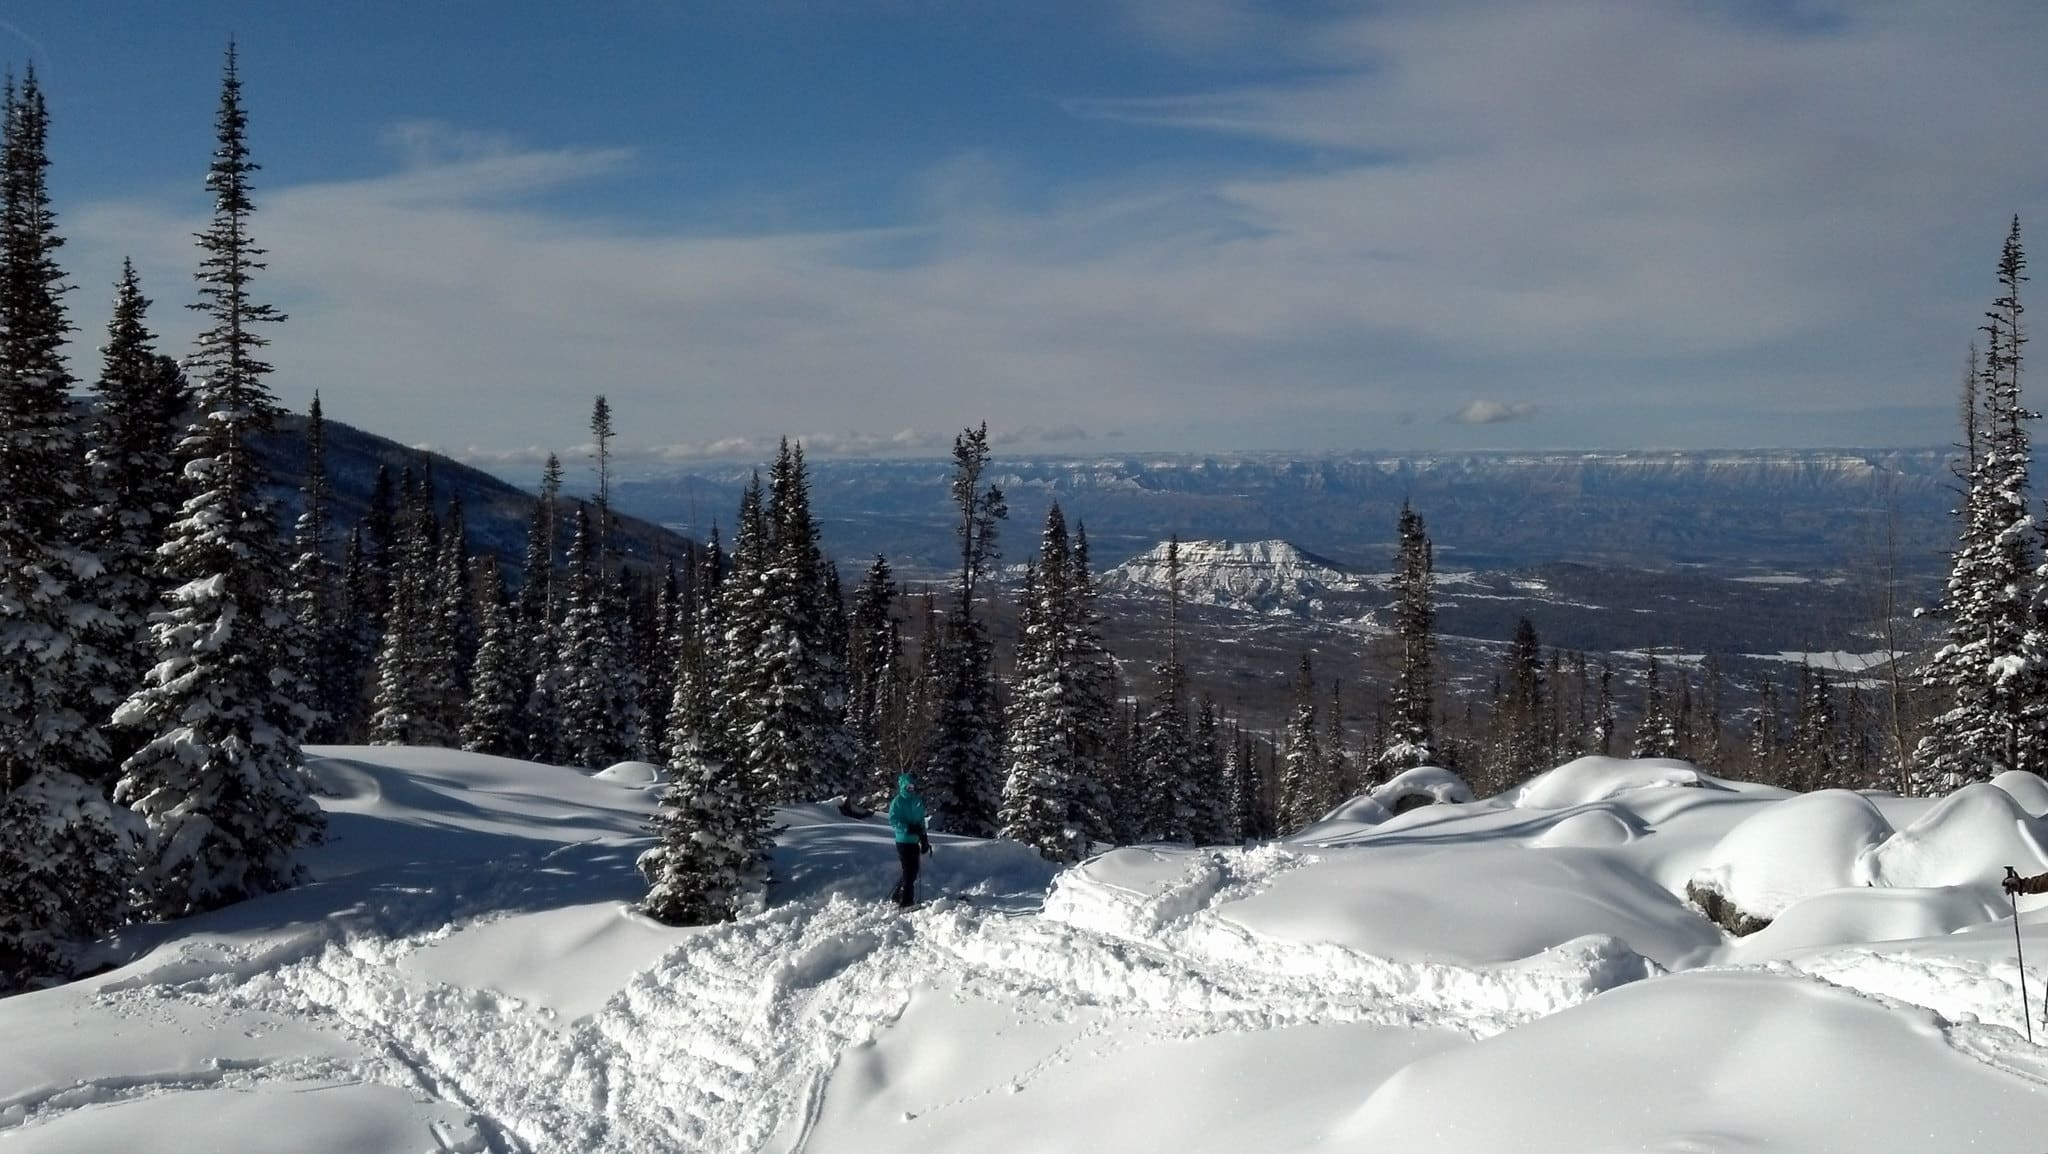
[{"left": 614, "top": 447, "right": 1959, "bottom": 583}]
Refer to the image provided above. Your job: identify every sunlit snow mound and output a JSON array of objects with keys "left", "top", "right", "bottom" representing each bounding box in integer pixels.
[
  {"left": 1861, "top": 781, "right": 2048, "bottom": 889},
  {"left": 1511, "top": 755, "right": 1741, "bottom": 809},
  {"left": 7, "top": 749, "right": 2048, "bottom": 1152},
  {"left": 1304, "top": 766, "right": 1477, "bottom": 837},
  {"left": 1687, "top": 788, "right": 1895, "bottom": 922}
]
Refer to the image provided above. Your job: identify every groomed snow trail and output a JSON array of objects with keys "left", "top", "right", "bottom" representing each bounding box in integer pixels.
[{"left": 147, "top": 861, "right": 1659, "bottom": 1154}]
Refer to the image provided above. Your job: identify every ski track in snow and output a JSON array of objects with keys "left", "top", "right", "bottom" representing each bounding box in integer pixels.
[
  {"left": 55, "top": 846, "right": 1665, "bottom": 1154},
  {"left": 32, "top": 835, "right": 2048, "bottom": 1152}
]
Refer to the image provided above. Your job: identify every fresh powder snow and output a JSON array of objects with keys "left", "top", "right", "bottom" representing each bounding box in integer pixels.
[{"left": 4, "top": 747, "right": 2048, "bottom": 1151}]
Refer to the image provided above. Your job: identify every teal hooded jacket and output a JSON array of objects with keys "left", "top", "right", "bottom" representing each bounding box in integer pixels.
[{"left": 888, "top": 774, "right": 927, "bottom": 844}]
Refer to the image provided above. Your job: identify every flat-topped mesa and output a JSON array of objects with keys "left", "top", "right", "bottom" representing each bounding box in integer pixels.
[{"left": 1099, "top": 538, "right": 1372, "bottom": 616}]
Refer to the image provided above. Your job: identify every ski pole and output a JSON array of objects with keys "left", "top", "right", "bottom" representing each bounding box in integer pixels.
[{"left": 2008, "top": 866, "right": 2034, "bottom": 1044}]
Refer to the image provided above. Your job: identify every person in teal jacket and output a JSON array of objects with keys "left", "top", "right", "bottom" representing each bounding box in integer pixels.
[{"left": 888, "top": 772, "right": 932, "bottom": 907}]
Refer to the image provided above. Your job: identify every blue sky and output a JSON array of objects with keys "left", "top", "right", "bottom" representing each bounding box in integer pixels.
[{"left": 17, "top": 1, "right": 2048, "bottom": 475}]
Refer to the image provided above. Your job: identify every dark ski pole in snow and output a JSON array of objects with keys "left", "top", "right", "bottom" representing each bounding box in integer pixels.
[{"left": 2008, "top": 866, "right": 2033, "bottom": 1044}]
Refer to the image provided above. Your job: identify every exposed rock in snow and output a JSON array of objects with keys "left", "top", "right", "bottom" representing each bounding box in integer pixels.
[{"left": 1687, "top": 789, "right": 1895, "bottom": 925}]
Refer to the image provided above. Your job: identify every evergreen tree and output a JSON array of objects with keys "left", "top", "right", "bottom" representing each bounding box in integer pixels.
[
  {"left": 1000, "top": 508, "right": 1085, "bottom": 859},
  {"left": 1631, "top": 654, "right": 1677, "bottom": 758},
  {"left": 1594, "top": 660, "right": 1616, "bottom": 756},
  {"left": 922, "top": 425, "right": 1007, "bottom": 836},
  {"left": 426, "top": 491, "right": 474, "bottom": 737},
  {"left": 1064, "top": 524, "right": 1119, "bottom": 846},
  {"left": 1789, "top": 662, "right": 1838, "bottom": 792},
  {"left": 1277, "top": 655, "right": 1322, "bottom": 832},
  {"left": 639, "top": 740, "right": 770, "bottom": 926},
  {"left": 1189, "top": 695, "right": 1230, "bottom": 844},
  {"left": 461, "top": 558, "right": 524, "bottom": 755},
  {"left": 367, "top": 470, "right": 449, "bottom": 746},
  {"left": 1135, "top": 536, "right": 1195, "bottom": 842},
  {"left": 848, "top": 555, "right": 902, "bottom": 799},
  {"left": 556, "top": 504, "right": 629, "bottom": 768},
  {"left": 0, "top": 65, "right": 107, "bottom": 793},
  {"left": 287, "top": 393, "right": 347, "bottom": 742},
  {"left": 114, "top": 45, "right": 324, "bottom": 915},
  {"left": 83, "top": 262, "right": 188, "bottom": 747},
  {"left": 0, "top": 72, "right": 143, "bottom": 989},
  {"left": 516, "top": 454, "right": 564, "bottom": 761},
  {"left": 1918, "top": 218, "right": 2034, "bottom": 792},
  {"left": 1750, "top": 671, "right": 1782, "bottom": 782},
  {"left": 1376, "top": 503, "right": 1438, "bottom": 774},
  {"left": 1698, "top": 653, "right": 1727, "bottom": 770}
]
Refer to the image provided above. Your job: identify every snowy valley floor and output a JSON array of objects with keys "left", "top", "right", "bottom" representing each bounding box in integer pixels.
[{"left": 7, "top": 749, "right": 2048, "bottom": 1152}]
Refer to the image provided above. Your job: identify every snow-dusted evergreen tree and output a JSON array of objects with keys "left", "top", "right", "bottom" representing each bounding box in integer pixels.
[
  {"left": 0, "top": 70, "right": 143, "bottom": 991},
  {"left": 0, "top": 65, "right": 107, "bottom": 794},
  {"left": 460, "top": 558, "right": 523, "bottom": 755},
  {"left": 1749, "top": 671, "right": 1781, "bottom": 779},
  {"left": 1063, "top": 523, "right": 1118, "bottom": 847},
  {"left": 1697, "top": 652, "right": 1727, "bottom": 770},
  {"left": 1135, "top": 535, "right": 1195, "bottom": 842},
  {"left": 1189, "top": 695, "right": 1230, "bottom": 844},
  {"left": 1000, "top": 505, "right": 1087, "bottom": 860},
  {"left": 642, "top": 515, "right": 770, "bottom": 925},
  {"left": 1495, "top": 617, "right": 1546, "bottom": 785},
  {"left": 1376, "top": 503, "right": 1438, "bottom": 774},
  {"left": 1320, "top": 681, "right": 1351, "bottom": 803},
  {"left": 517, "top": 454, "right": 564, "bottom": 762},
  {"left": 287, "top": 393, "right": 348, "bottom": 742},
  {"left": 1918, "top": 219, "right": 2035, "bottom": 793},
  {"left": 1594, "top": 660, "right": 1616, "bottom": 756},
  {"left": 1276, "top": 655, "right": 1322, "bottom": 832},
  {"left": 367, "top": 471, "right": 452, "bottom": 747},
  {"left": 1788, "top": 661, "right": 1837, "bottom": 792},
  {"left": 114, "top": 45, "right": 324, "bottom": 916},
  {"left": 640, "top": 737, "right": 768, "bottom": 923},
  {"left": 761, "top": 440, "right": 857, "bottom": 798},
  {"left": 664, "top": 530, "right": 725, "bottom": 768},
  {"left": 556, "top": 504, "right": 630, "bottom": 768},
  {"left": 848, "top": 554, "right": 902, "bottom": 800},
  {"left": 922, "top": 424, "right": 1007, "bottom": 836},
  {"left": 83, "top": 261, "right": 188, "bottom": 741},
  {"left": 331, "top": 525, "right": 377, "bottom": 740},
  {"left": 1631, "top": 654, "right": 1678, "bottom": 759},
  {"left": 428, "top": 491, "right": 474, "bottom": 734}
]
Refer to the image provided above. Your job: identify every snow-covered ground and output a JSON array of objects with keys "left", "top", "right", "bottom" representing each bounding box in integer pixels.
[{"left": 7, "top": 748, "right": 2048, "bottom": 1152}]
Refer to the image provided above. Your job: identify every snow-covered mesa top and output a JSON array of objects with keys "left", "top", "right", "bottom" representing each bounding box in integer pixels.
[
  {"left": 1101, "top": 539, "right": 1375, "bottom": 615},
  {"left": 6, "top": 748, "right": 2048, "bottom": 1153}
]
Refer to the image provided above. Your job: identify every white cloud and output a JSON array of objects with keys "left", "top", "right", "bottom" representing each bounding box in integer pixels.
[
  {"left": 61, "top": 1, "right": 2048, "bottom": 459},
  {"left": 1450, "top": 400, "right": 1537, "bottom": 425}
]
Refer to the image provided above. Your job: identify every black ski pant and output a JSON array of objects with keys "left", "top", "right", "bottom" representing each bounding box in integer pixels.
[{"left": 892, "top": 841, "right": 921, "bottom": 907}]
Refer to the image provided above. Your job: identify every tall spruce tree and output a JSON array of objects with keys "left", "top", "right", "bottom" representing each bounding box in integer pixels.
[
  {"left": 367, "top": 470, "right": 448, "bottom": 746},
  {"left": 922, "top": 424, "right": 1007, "bottom": 836},
  {"left": 1918, "top": 219, "right": 2035, "bottom": 792},
  {"left": 288, "top": 393, "right": 347, "bottom": 742},
  {"left": 461, "top": 558, "right": 524, "bottom": 755},
  {"left": 1136, "top": 536, "right": 1194, "bottom": 842},
  {"left": 1000, "top": 505, "right": 1088, "bottom": 860},
  {"left": 1631, "top": 654, "right": 1678, "bottom": 759},
  {"left": 1277, "top": 655, "right": 1322, "bottom": 832},
  {"left": 83, "top": 262, "right": 188, "bottom": 746},
  {"left": 0, "top": 68, "right": 143, "bottom": 992},
  {"left": 555, "top": 504, "right": 630, "bottom": 768},
  {"left": 848, "top": 555, "right": 902, "bottom": 800},
  {"left": 114, "top": 45, "right": 323, "bottom": 916},
  {"left": 1376, "top": 502, "right": 1438, "bottom": 774}
]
